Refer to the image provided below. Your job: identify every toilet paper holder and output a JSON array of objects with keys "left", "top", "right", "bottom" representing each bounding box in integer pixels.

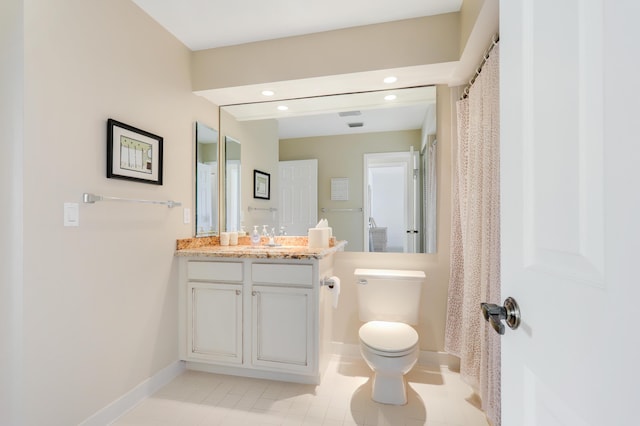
[{"left": 320, "top": 276, "right": 336, "bottom": 289}]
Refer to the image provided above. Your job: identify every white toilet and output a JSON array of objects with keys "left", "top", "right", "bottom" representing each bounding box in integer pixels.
[{"left": 354, "top": 268, "right": 425, "bottom": 405}]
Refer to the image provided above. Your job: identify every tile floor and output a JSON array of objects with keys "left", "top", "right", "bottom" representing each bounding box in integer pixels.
[{"left": 112, "top": 356, "right": 490, "bottom": 426}]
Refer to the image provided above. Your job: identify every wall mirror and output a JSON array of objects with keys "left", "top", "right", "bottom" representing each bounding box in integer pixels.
[
  {"left": 218, "top": 86, "right": 437, "bottom": 253},
  {"left": 195, "top": 122, "right": 218, "bottom": 236}
]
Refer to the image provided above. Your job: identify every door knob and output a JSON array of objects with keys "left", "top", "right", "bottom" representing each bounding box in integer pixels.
[{"left": 480, "top": 297, "right": 521, "bottom": 335}]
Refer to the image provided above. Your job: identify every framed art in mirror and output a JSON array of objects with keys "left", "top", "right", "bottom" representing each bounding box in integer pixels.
[
  {"left": 253, "top": 170, "right": 270, "bottom": 200},
  {"left": 107, "top": 118, "right": 163, "bottom": 185}
]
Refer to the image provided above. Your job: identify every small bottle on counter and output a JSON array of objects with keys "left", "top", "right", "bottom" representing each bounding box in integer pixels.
[{"left": 251, "top": 225, "right": 261, "bottom": 246}]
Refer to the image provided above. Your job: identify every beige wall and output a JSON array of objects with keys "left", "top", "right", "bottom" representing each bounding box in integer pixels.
[
  {"left": 20, "top": 1, "right": 216, "bottom": 424},
  {"left": 0, "top": 0, "right": 24, "bottom": 424},
  {"left": 192, "top": 14, "right": 460, "bottom": 91},
  {"left": 280, "top": 130, "right": 421, "bottom": 251},
  {"left": 329, "top": 85, "right": 452, "bottom": 352},
  {"left": 459, "top": 0, "right": 486, "bottom": 53}
]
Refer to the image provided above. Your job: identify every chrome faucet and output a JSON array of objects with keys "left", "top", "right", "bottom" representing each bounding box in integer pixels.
[{"left": 268, "top": 227, "right": 277, "bottom": 246}]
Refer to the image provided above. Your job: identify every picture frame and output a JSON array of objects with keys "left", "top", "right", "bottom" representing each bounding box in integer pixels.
[
  {"left": 107, "top": 118, "right": 163, "bottom": 185},
  {"left": 253, "top": 170, "right": 270, "bottom": 200}
]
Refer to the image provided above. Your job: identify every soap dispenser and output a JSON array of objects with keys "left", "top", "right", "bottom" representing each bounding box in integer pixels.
[{"left": 251, "top": 225, "right": 260, "bottom": 246}]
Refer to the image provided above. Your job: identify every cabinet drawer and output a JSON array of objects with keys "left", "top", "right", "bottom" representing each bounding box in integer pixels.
[
  {"left": 252, "top": 263, "right": 313, "bottom": 287},
  {"left": 187, "top": 261, "right": 243, "bottom": 282}
]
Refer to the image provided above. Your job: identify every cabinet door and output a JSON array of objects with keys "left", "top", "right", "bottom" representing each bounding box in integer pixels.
[
  {"left": 188, "top": 282, "right": 242, "bottom": 364},
  {"left": 251, "top": 286, "right": 313, "bottom": 372}
]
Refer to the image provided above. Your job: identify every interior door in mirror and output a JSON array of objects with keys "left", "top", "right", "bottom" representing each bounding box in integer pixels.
[
  {"left": 195, "top": 122, "right": 219, "bottom": 236},
  {"left": 225, "top": 136, "right": 241, "bottom": 232}
]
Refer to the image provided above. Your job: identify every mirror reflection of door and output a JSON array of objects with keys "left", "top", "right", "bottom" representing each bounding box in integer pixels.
[
  {"left": 196, "top": 163, "right": 218, "bottom": 234},
  {"left": 278, "top": 159, "right": 318, "bottom": 235},
  {"left": 364, "top": 151, "right": 420, "bottom": 253},
  {"left": 225, "top": 136, "right": 241, "bottom": 232},
  {"left": 195, "top": 122, "right": 218, "bottom": 236}
]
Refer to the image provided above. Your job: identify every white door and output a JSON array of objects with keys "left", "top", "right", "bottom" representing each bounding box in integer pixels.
[
  {"left": 279, "top": 159, "right": 318, "bottom": 235},
  {"left": 501, "top": 1, "right": 640, "bottom": 424},
  {"left": 364, "top": 151, "right": 418, "bottom": 253}
]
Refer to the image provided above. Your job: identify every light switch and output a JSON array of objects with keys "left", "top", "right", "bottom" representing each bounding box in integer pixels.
[
  {"left": 183, "top": 207, "right": 191, "bottom": 224},
  {"left": 64, "top": 202, "right": 79, "bottom": 227}
]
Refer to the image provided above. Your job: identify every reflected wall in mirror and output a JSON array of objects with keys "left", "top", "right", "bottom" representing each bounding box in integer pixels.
[
  {"left": 220, "top": 86, "right": 437, "bottom": 253},
  {"left": 225, "top": 136, "right": 241, "bottom": 232},
  {"left": 195, "top": 122, "right": 218, "bottom": 236}
]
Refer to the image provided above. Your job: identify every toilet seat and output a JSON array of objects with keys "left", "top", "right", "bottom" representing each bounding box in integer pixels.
[{"left": 359, "top": 321, "right": 418, "bottom": 357}]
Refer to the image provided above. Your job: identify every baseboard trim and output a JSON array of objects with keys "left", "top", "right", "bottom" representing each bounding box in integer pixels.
[
  {"left": 185, "top": 361, "right": 320, "bottom": 385},
  {"left": 79, "top": 360, "right": 185, "bottom": 426},
  {"left": 329, "top": 342, "right": 460, "bottom": 369}
]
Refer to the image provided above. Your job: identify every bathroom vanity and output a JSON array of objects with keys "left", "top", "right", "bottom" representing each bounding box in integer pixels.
[{"left": 175, "top": 238, "right": 345, "bottom": 384}]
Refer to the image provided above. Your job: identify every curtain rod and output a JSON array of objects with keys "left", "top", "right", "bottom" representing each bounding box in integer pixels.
[{"left": 460, "top": 34, "right": 500, "bottom": 101}]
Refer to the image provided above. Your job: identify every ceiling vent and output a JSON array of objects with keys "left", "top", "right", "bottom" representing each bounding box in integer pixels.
[
  {"left": 348, "top": 122, "right": 364, "bottom": 128},
  {"left": 339, "top": 110, "right": 362, "bottom": 117}
]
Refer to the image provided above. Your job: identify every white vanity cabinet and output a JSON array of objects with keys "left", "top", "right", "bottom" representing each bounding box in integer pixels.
[
  {"left": 178, "top": 254, "right": 335, "bottom": 384},
  {"left": 185, "top": 261, "right": 243, "bottom": 364},
  {"left": 251, "top": 263, "right": 315, "bottom": 373}
]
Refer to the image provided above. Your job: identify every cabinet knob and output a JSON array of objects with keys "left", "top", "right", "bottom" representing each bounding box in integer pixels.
[
  {"left": 236, "top": 289, "right": 241, "bottom": 295},
  {"left": 252, "top": 291, "right": 258, "bottom": 296}
]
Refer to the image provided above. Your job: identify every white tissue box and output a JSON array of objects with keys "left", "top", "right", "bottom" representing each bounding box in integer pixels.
[{"left": 308, "top": 228, "right": 330, "bottom": 248}]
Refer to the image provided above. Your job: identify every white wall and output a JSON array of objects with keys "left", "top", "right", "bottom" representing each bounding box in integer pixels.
[
  {"left": 20, "top": 1, "right": 216, "bottom": 424},
  {"left": 0, "top": 0, "right": 24, "bottom": 424}
]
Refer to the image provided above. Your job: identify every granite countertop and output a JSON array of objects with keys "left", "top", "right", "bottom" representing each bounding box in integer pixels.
[{"left": 175, "top": 236, "right": 347, "bottom": 260}]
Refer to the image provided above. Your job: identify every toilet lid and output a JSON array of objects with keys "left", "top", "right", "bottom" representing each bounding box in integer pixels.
[{"left": 359, "top": 321, "right": 418, "bottom": 353}]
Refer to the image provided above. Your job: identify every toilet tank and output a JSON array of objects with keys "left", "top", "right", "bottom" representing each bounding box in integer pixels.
[{"left": 355, "top": 268, "right": 425, "bottom": 325}]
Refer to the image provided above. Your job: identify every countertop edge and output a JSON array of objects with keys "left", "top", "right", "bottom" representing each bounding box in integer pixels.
[{"left": 174, "top": 240, "right": 347, "bottom": 260}]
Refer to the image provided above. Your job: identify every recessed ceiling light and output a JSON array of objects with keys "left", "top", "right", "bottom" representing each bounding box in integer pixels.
[
  {"left": 384, "top": 94, "right": 397, "bottom": 101},
  {"left": 277, "top": 105, "right": 288, "bottom": 111},
  {"left": 383, "top": 76, "right": 397, "bottom": 84},
  {"left": 262, "top": 90, "right": 275, "bottom": 96}
]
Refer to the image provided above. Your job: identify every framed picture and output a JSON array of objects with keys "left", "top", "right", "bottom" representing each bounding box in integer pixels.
[
  {"left": 107, "top": 118, "right": 163, "bottom": 185},
  {"left": 253, "top": 170, "right": 270, "bottom": 200}
]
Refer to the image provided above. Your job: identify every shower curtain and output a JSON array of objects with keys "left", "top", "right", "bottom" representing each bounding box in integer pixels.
[{"left": 445, "top": 44, "right": 501, "bottom": 426}]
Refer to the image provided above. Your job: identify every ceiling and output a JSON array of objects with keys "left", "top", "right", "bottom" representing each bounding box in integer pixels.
[
  {"left": 223, "top": 86, "right": 436, "bottom": 139},
  {"left": 131, "top": 0, "right": 463, "bottom": 51},
  {"left": 131, "top": 0, "right": 462, "bottom": 137}
]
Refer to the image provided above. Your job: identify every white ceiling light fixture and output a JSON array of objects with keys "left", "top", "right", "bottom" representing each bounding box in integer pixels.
[
  {"left": 383, "top": 76, "right": 398, "bottom": 84},
  {"left": 384, "top": 94, "right": 397, "bottom": 101},
  {"left": 262, "top": 90, "right": 275, "bottom": 96},
  {"left": 277, "top": 105, "right": 289, "bottom": 111}
]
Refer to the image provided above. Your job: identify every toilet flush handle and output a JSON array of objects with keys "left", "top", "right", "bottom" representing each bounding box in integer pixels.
[{"left": 357, "top": 279, "right": 368, "bottom": 285}]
